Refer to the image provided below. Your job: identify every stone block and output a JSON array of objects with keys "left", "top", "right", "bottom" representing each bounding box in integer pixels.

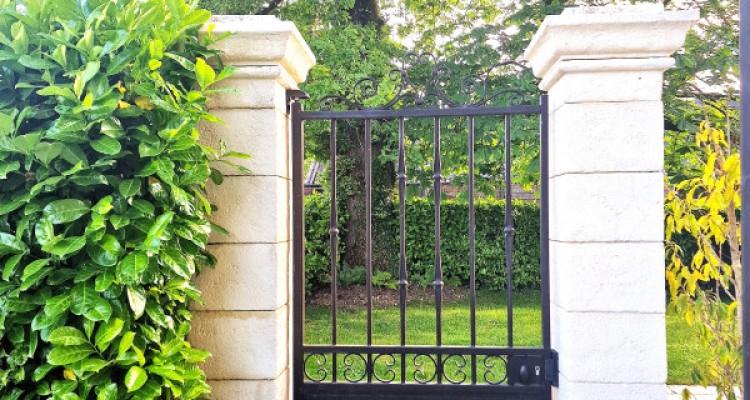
[
  {"left": 207, "top": 370, "right": 289, "bottom": 400},
  {"left": 190, "top": 309, "right": 289, "bottom": 380},
  {"left": 207, "top": 66, "right": 293, "bottom": 111},
  {"left": 556, "top": 375, "right": 666, "bottom": 400},
  {"left": 207, "top": 175, "right": 290, "bottom": 244},
  {"left": 523, "top": 4, "right": 699, "bottom": 78},
  {"left": 554, "top": 307, "right": 667, "bottom": 384},
  {"left": 195, "top": 243, "right": 290, "bottom": 311},
  {"left": 549, "top": 172, "right": 664, "bottom": 242},
  {"left": 199, "top": 109, "right": 290, "bottom": 177},
  {"left": 549, "top": 101, "right": 664, "bottom": 175},
  {"left": 545, "top": 58, "right": 672, "bottom": 105},
  {"left": 200, "top": 16, "right": 315, "bottom": 84},
  {"left": 550, "top": 241, "right": 665, "bottom": 313}
]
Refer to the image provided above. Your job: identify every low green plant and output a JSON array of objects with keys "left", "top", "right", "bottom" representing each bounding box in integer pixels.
[{"left": 0, "top": 0, "right": 241, "bottom": 398}]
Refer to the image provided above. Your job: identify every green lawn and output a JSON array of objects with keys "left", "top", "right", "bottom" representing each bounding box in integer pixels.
[{"left": 304, "top": 290, "right": 708, "bottom": 385}]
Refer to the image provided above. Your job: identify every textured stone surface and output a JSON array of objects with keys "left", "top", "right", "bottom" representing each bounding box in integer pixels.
[
  {"left": 192, "top": 16, "right": 315, "bottom": 400},
  {"left": 207, "top": 66, "right": 294, "bottom": 110},
  {"left": 199, "top": 109, "right": 290, "bottom": 177},
  {"left": 550, "top": 241, "right": 665, "bottom": 313},
  {"left": 207, "top": 175, "right": 291, "bottom": 244},
  {"left": 544, "top": 59, "right": 672, "bottom": 105},
  {"left": 555, "top": 375, "right": 666, "bottom": 400},
  {"left": 548, "top": 172, "right": 664, "bottom": 242},
  {"left": 549, "top": 101, "right": 664, "bottom": 175},
  {"left": 554, "top": 308, "right": 667, "bottom": 384},
  {"left": 189, "top": 309, "right": 289, "bottom": 380},
  {"left": 195, "top": 243, "right": 290, "bottom": 311},
  {"left": 207, "top": 370, "right": 289, "bottom": 400},
  {"left": 525, "top": 6, "right": 698, "bottom": 399}
]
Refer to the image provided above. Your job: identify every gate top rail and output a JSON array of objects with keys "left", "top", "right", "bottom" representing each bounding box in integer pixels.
[
  {"left": 309, "top": 51, "right": 532, "bottom": 113},
  {"left": 300, "top": 104, "right": 544, "bottom": 120}
]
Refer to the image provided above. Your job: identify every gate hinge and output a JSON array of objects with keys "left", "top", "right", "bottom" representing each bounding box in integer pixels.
[
  {"left": 545, "top": 351, "right": 559, "bottom": 387},
  {"left": 286, "top": 89, "right": 309, "bottom": 114}
]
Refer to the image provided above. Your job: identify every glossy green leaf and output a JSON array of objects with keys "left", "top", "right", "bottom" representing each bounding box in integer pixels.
[
  {"left": 70, "top": 283, "right": 99, "bottom": 315},
  {"left": 91, "top": 136, "right": 121, "bottom": 155},
  {"left": 3, "top": 254, "right": 22, "bottom": 281},
  {"left": 195, "top": 57, "right": 215, "bottom": 89},
  {"left": 119, "top": 179, "right": 140, "bottom": 197},
  {"left": 47, "top": 345, "right": 94, "bottom": 366},
  {"left": 87, "top": 234, "right": 122, "bottom": 267},
  {"left": 34, "top": 142, "right": 63, "bottom": 165},
  {"left": 45, "top": 236, "right": 87, "bottom": 257},
  {"left": 97, "top": 383, "right": 117, "bottom": 400},
  {"left": 44, "top": 293, "right": 71, "bottom": 317},
  {"left": 124, "top": 366, "right": 148, "bottom": 392},
  {"left": 49, "top": 327, "right": 88, "bottom": 346},
  {"left": 43, "top": 199, "right": 90, "bottom": 224},
  {"left": 94, "top": 318, "right": 124, "bottom": 351},
  {"left": 127, "top": 286, "right": 146, "bottom": 319},
  {"left": 92, "top": 196, "right": 113, "bottom": 215},
  {"left": 21, "top": 259, "right": 50, "bottom": 281},
  {"left": 33, "top": 365, "right": 56, "bottom": 382},
  {"left": 119, "top": 252, "right": 148, "bottom": 283},
  {"left": 84, "top": 297, "right": 112, "bottom": 321}
]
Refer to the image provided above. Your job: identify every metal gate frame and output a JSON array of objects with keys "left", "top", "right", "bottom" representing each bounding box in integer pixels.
[{"left": 289, "top": 56, "right": 556, "bottom": 400}]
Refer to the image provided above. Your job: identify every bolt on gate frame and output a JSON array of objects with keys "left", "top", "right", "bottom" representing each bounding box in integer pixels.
[{"left": 288, "top": 53, "right": 557, "bottom": 400}]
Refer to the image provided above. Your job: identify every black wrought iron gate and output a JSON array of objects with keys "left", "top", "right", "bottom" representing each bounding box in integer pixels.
[{"left": 288, "top": 54, "right": 556, "bottom": 400}]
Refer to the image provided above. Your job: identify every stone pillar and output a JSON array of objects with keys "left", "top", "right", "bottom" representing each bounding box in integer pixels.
[
  {"left": 524, "top": 5, "right": 697, "bottom": 399},
  {"left": 189, "top": 16, "right": 315, "bottom": 400}
]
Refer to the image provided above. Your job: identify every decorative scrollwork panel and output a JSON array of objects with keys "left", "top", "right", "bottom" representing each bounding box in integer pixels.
[{"left": 318, "top": 52, "right": 528, "bottom": 111}]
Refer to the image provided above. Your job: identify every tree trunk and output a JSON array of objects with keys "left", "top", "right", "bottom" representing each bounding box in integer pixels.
[
  {"left": 341, "top": 121, "right": 395, "bottom": 273},
  {"left": 349, "top": 0, "right": 385, "bottom": 27}
]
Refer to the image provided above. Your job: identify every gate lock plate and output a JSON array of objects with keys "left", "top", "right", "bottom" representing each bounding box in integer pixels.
[{"left": 507, "top": 355, "right": 557, "bottom": 386}]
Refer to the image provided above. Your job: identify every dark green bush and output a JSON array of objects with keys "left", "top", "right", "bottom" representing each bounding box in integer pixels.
[
  {"left": 305, "top": 195, "right": 541, "bottom": 292},
  {"left": 0, "top": 1, "right": 239, "bottom": 398},
  {"left": 304, "top": 194, "right": 346, "bottom": 294}
]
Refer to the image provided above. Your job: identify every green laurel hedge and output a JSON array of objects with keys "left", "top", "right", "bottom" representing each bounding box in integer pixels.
[
  {"left": 305, "top": 195, "right": 542, "bottom": 292},
  {"left": 0, "top": 1, "right": 241, "bottom": 399}
]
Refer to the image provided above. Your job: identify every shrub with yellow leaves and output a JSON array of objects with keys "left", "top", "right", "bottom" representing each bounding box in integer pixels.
[{"left": 666, "top": 121, "right": 742, "bottom": 400}]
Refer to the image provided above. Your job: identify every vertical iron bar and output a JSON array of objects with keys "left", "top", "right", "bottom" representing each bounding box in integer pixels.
[
  {"left": 329, "top": 119, "right": 338, "bottom": 382},
  {"left": 540, "top": 95, "right": 551, "bottom": 351},
  {"left": 398, "top": 117, "right": 408, "bottom": 384},
  {"left": 291, "top": 99, "right": 305, "bottom": 396},
  {"left": 365, "top": 118, "right": 373, "bottom": 383},
  {"left": 468, "top": 116, "right": 477, "bottom": 385},
  {"left": 740, "top": 0, "right": 750, "bottom": 397},
  {"left": 433, "top": 117, "right": 444, "bottom": 383},
  {"left": 504, "top": 114, "right": 515, "bottom": 347}
]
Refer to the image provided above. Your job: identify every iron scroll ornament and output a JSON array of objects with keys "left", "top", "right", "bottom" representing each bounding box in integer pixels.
[{"left": 318, "top": 52, "right": 528, "bottom": 111}]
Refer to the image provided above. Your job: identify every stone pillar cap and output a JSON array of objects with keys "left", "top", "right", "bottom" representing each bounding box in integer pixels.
[
  {"left": 200, "top": 15, "right": 316, "bottom": 84},
  {"left": 524, "top": 4, "right": 699, "bottom": 79}
]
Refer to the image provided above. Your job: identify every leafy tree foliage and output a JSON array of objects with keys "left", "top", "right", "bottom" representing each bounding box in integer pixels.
[
  {"left": 666, "top": 122, "right": 741, "bottom": 399},
  {"left": 0, "top": 0, "right": 240, "bottom": 398}
]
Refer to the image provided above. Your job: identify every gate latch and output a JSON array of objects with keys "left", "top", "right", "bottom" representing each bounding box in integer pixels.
[{"left": 507, "top": 351, "right": 558, "bottom": 387}]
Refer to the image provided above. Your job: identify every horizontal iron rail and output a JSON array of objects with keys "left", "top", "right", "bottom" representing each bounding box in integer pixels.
[
  {"left": 303, "top": 345, "right": 552, "bottom": 357},
  {"left": 300, "top": 105, "right": 543, "bottom": 120},
  {"left": 300, "top": 382, "right": 549, "bottom": 400}
]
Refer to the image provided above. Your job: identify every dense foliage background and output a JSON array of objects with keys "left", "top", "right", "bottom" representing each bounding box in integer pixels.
[
  {"left": 305, "top": 195, "right": 542, "bottom": 293},
  {"left": 0, "top": 0, "right": 238, "bottom": 398}
]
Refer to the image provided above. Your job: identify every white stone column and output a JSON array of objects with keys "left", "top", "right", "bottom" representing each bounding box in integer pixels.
[
  {"left": 524, "top": 5, "right": 697, "bottom": 399},
  {"left": 189, "top": 16, "right": 315, "bottom": 400}
]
